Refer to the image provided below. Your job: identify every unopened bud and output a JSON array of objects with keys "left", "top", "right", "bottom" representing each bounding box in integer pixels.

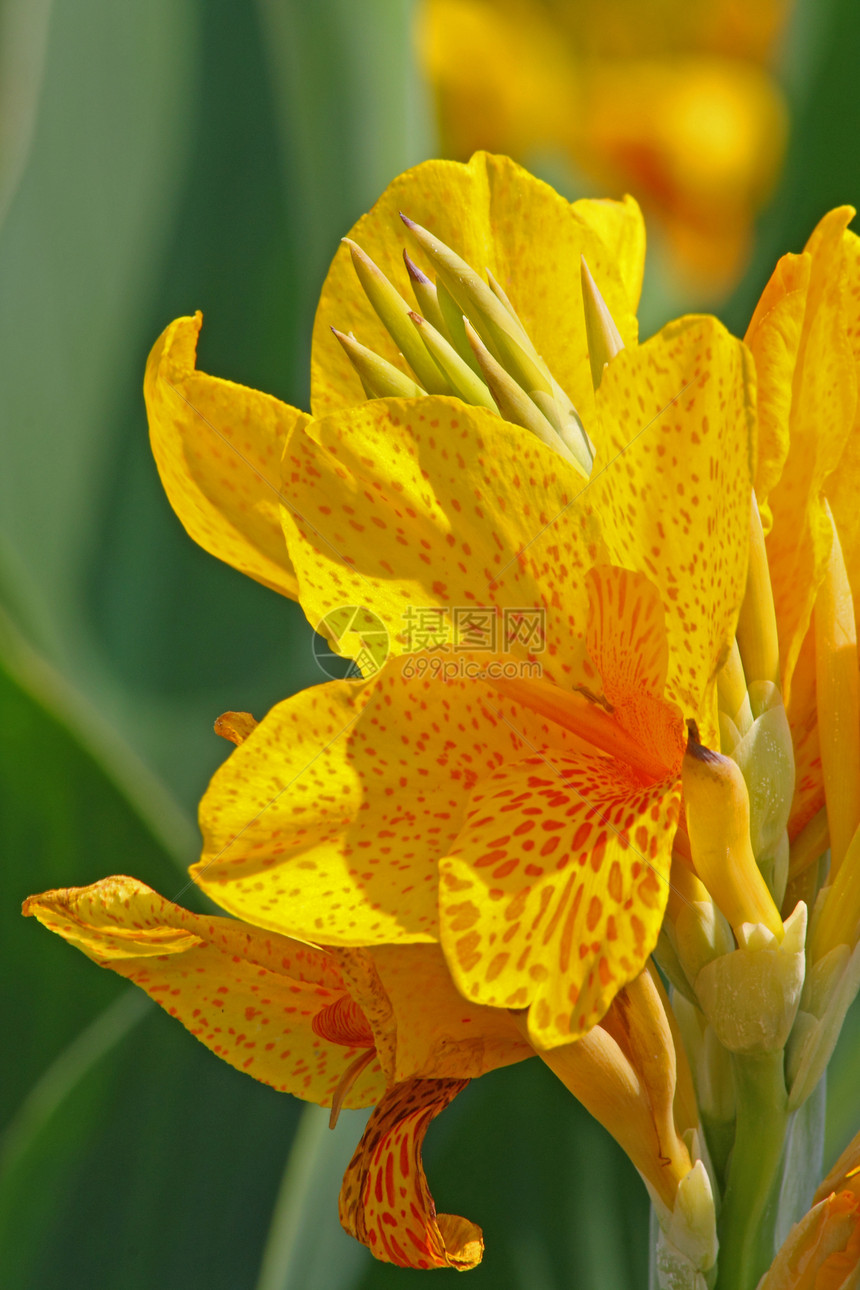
[
  {"left": 580, "top": 256, "right": 625, "bottom": 390},
  {"left": 657, "top": 1160, "right": 718, "bottom": 1279},
  {"left": 403, "top": 251, "right": 448, "bottom": 337},
  {"left": 331, "top": 329, "right": 425, "bottom": 401},
  {"left": 682, "top": 722, "right": 785, "bottom": 939},
  {"left": 787, "top": 937, "right": 860, "bottom": 1110},
  {"left": 342, "top": 238, "right": 448, "bottom": 395},
  {"left": 695, "top": 902, "right": 807, "bottom": 1054},
  {"left": 407, "top": 311, "right": 497, "bottom": 410}
]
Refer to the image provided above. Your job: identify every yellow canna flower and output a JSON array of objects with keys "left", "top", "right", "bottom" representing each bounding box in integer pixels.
[
  {"left": 418, "top": 0, "right": 790, "bottom": 292},
  {"left": 25, "top": 154, "right": 760, "bottom": 1269}
]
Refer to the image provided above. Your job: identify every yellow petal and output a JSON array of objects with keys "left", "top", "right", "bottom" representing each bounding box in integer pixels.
[
  {"left": 439, "top": 747, "right": 681, "bottom": 1047},
  {"left": 588, "top": 315, "right": 755, "bottom": 728},
  {"left": 338, "top": 1077, "right": 483, "bottom": 1269},
  {"left": 145, "top": 314, "right": 306, "bottom": 598},
  {"left": 373, "top": 943, "right": 532, "bottom": 1080},
  {"left": 743, "top": 251, "right": 811, "bottom": 533},
  {"left": 765, "top": 207, "right": 859, "bottom": 703},
  {"left": 194, "top": 663, "right": 590, "bottom": 946},
  {"left": 280, "top": 395, "right": 596, "bottom": 690},
  {"left": 310, "top": 152, "right": 638, "bottom": 428},
  {"left": 23, "top": 877, "right": 385, "bottom": 1106}
]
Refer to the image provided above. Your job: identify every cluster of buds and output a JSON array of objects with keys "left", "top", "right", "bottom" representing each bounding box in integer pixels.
[{"left": 331, "top": 213, "right": 612, "bottom": 477}]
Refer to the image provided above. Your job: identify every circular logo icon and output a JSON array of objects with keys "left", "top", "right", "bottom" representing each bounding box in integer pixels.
[{"left": 313, "top": 605, "right": 390, "bottom": 680}]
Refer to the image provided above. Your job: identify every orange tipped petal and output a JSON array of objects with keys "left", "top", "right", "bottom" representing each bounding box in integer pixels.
[
  {"left": 22, "top": 877, "right": 385, "bottom": 1107},
  {"left": 339, "top": 1077, "right": 483, "bottom": 1270},
  {"left": 145, "top": 313, "right": 306, "bottom": 599}
]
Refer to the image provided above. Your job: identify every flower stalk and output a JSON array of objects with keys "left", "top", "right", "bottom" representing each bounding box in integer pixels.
[{"left": 715, "top": 1050, "right": 790, "bottom": 1290}]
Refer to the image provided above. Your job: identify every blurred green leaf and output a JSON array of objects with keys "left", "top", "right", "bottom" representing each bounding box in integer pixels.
[
  {"left": 0, "top": 611, "right": 193, "bottom": 1124},
  {"left": 1, "top": 999, "right": 305, "bottom": 1290},
  {"left": 255, "top": 1106, "right": 369, "bottom": 1290},
  {"left": 0, "top": 617, "right": 308, "bottom": 1290}
]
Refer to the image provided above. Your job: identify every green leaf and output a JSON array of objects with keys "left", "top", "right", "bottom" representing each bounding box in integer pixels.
[{"left": 0, "top": 616, "right": 308, "bottom": 1290}]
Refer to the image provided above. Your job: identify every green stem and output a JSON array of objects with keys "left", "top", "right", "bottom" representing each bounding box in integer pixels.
[{"left": 715, "top": 1051, "right": 789, "bottom": 1290}]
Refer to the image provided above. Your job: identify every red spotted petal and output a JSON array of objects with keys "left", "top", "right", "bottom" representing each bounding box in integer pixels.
[{"left": 339, "top": 1077, "right": 482, "bottom": 1269}]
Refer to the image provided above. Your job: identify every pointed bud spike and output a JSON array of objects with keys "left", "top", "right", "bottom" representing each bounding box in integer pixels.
[
  {"left": 464, "top": 318, "right": 584, "bottom": 472},
  {"left": 400, "top": 216, "right": 556, "bottom": 397},
  {"left": 341, "top": 238, "right": 449, "bottom": 395},
  {"left": 436, "top": 280, "right": 485, "bottom": 376},
  {"left": 581, "top": 256, "right": 625, "bottom": 390},
  {"left": 485, "top": 268, "right": 519, "bottom": 321},
  {"left": 403, "top": 249, "right": 449, "bottom": 338},
  {"left": 402, "top": 249, "right": 430, "bottom": 286},
  {"left": 332, "top": 327, "right": 426, "bottom": 401},
  {"left": 408, "top": 310, "right": 497, "bottom": 412}
]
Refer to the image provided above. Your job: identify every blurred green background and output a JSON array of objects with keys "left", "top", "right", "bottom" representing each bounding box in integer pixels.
[{"left": 3, "top": 0, "right": 860, "bottom": 1286}]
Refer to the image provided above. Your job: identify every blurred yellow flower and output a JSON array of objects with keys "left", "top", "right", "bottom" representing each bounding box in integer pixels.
[{"left": 418, "top": 0, "right": 791, "bottom": 291}]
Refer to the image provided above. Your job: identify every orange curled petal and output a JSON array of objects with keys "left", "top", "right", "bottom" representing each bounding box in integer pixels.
[
  {"left": 22, "top": 877, "right": 386, "bottom": 1108},
  {"left": 145, "top": 313, "right": 307, "bottom": 599},
  {"left": 214, "top": 711, "right": 258, "bottom": 745},
  {"left": 339, "top": 1077, "right": 483, "bottom": 1270},
  {"left": 439, "top": 749, "right": 682, "bottom": 1048}
]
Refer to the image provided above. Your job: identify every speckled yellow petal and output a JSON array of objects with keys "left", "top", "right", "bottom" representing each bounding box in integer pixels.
[
  {"left": 588, "top": 315, "right": 755, "bottom": 730},
  {"left": 339, "top": 1077, "right": 483, "bottom": 1269},
  {"left": 145, "top": 313, "right": 306, "bottom": 598},
  {"left": 193, "top": 663, "right": 588, "bottom": 947},
  {"left": 744, "top": 251, "right": 811, "bottom": 533},
  {"left": 310, "top": 152, "right": 638, "bottom": 427},
  {"left": 281, "top": 396, "right": 598, "bottom": 690},
  {"left": 373, "top": 943, "right": 532, "bottom": 1080},
  {"left": 765, "top": 207, "right": 859, "bottom": 701},
  {"left": 439, "top": 748, "right": 681, "bottom": 1048},
  {"left": 573, "top": 194, "right": 646, "bottom": 314},
  {"left": 22, "top": 877, "right": 385, "bottom": 1107}
]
